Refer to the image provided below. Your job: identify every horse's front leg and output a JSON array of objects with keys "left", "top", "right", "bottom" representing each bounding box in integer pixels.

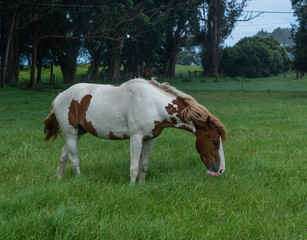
[
  {"left": 129, "top": 135, "right": 143, "bottom": 184},
  {"left": 139, "top": 138, "right": 156, "bottom": 184}
]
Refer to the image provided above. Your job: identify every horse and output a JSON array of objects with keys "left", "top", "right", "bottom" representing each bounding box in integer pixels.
[{"left": 44, "top": 78, "right": 226, "bottom": 184}]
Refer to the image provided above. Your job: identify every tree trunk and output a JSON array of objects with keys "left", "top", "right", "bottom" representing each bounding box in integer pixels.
[
  {"left": 212, "top": 0, "right": 219, "bottom": 76},
  {"left": 161, "top": 22, "right": 184, "bottom": 78},
  {"left": 59, "top": 59, "right": 77, "bottom": 83},
  {"left": 55, "top": 39, "right": 80, "bottom": 83},
  {"left": 148, "top": 60, "right": 154, "bottom": 78},
  {"left": 86, "top": 45, "right": 103, "bottom": 82},
  {"left": 49, "top": 62, "right": 53, "bottom": 85},
  {"left": 165, "top": 51, "right": 177, "bottom": 77},
  {"left": 36, "top": 57, "right": 42, "bottom": 84},
  {"left": 87, "top": 61, "right": 100, "bottom": 82},
  {"left": 30, "top": 37, "right": 38, "bottom": 88},
  {"left": 1, "top": 7, "right": 17, "bottom": 87},
  {"left": 5, "top": 28, "right": 20, "bottom": 84},
  {"left": 136, "top": 64, "right": 142, "bottom": 77},
  {"left": 202, "top": 0, "right": 223, "bottom": 77},
  {"left": 107, "top": 40, "right": 123, "bottom": 81}
]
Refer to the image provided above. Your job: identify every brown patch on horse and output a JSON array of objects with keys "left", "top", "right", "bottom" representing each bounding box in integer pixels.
[
  {"left": 165, "top": 98, "right": 187, "bottom": 120},
  {"left": 165, "top": 103, "right": 177, "bottom": 115},
  {"left": 111, "top": 84, "right": 122, "bottom": 87},
  {"left": 153, "top": 117, "right": 177, "bottom": 136},
  {"left": 108, "top": 131, "right": 130, "bottom": 140},
  {"left": 143, "top": 117, "right": 178, "bottom": 141},
  {"left": 143, "top": 99, "right": 194, "bottom": 142},
  {"left": 68, "top": 95, "right": 98, "bottom": 137}
]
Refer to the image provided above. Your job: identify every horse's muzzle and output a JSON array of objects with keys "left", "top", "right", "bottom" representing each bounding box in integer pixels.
[{"left": 207, "top": 168, "right": 224, "bottom": 177}]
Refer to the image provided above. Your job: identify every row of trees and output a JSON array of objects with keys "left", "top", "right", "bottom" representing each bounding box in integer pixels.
[
  {"left": 0, "top": 0, "right": 250, "bottom": 88},
  {"left": 2, "top": 1, "right": 306, "bottom": 88}
]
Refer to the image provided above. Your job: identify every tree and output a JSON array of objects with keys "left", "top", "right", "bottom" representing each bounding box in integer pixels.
[
  {"left": 156, "top": 0, "right": 199, "bottom": 77},
  {"left": 256, "top": 27, "right": 294, "bottom": 47},
  {"left": 256, "top": 27, "right": 294, "bottom": 60},
  {"left": 197, "top": 0, "right": 249, "bottom": 76},
  {"left": 291, "top": 0, "right": 307, "bottom": 73},
  {"left": 219, "top": 36, "right": 291, "bottom": 78}
]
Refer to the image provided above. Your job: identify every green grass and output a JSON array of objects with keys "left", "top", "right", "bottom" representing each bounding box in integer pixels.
[{"left": 0, "top": 73, "right": 306, "bottom": 239}]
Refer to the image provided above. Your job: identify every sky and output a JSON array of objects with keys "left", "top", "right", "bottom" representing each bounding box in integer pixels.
[{"left": 224, "top": 0, "right": 297, "bottom": 46}]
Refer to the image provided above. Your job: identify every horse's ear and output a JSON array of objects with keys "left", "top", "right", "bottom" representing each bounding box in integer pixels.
[
  {"left": 194, "top": 117, "right": 212, "bottom": 130},
  {"left": 206, "top": 116, "right": 212, "bottom": 128}
]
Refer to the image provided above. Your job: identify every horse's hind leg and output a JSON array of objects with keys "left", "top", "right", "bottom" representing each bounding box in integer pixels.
[
  {"left": 57, "top": 132, "right": 83, "bottom": 179},
  {"left": 139, "top": 138, "right": 156, "bottom": 184},
  {"left": 57, "top": 144, "right": 69, "bottom": 179},
  {"left": 66, "top": 135, "right": 81, "bottom": 176}
]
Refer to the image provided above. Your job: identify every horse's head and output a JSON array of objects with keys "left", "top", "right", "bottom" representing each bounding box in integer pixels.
[{"left": 194, "top": 116, "right": 225, "bottom": 177}]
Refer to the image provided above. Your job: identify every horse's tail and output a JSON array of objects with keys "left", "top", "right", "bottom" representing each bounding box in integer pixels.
[{"left": 44, "top": 104, "right": 60, "bottom": 142}]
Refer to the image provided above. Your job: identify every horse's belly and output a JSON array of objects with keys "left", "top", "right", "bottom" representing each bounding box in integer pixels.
[
  {"left": 85, "top": 103, "right": 129, "bottom": 139},
  {"left": 86, "top": 99, "right": 160, "bottom": 140}
]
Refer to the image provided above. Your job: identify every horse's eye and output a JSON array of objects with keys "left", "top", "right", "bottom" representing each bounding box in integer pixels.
[{"left": 212, "top": 140, "right": 219, "bottom": 147}]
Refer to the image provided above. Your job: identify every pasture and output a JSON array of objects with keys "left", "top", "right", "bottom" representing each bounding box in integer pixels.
[{"left": 0, "top": 73, "right": 306, "bottom": 239}]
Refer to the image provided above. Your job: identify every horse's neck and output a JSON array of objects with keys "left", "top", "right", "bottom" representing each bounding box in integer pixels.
[
  {"left": 161, "top": 96, "right": 196, "bottom": 134},
  {"left": 172, "top": 119, "right": 196, "bottom": 134}
]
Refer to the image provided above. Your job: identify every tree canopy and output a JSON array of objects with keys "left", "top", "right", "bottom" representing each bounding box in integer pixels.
[
  {"left": 219, "top": 36, "right": 291, "bottom": 78},
  {"left": 1, "top": 0, "right": 298, "bottom": 88}
]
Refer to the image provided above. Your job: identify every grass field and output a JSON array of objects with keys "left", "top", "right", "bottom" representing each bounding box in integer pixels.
[{"left": 0, "top": 71, "right": 306, "bottom": 239}]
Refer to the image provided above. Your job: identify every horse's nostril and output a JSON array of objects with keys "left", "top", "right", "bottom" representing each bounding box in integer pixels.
[{"left": 209, "top": 164, "right": 219, "bottom": 173}]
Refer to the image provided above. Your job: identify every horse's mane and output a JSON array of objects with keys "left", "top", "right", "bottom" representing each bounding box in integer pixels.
[{"left": 149, "top": 78, "right": 226, "bottom": 141}]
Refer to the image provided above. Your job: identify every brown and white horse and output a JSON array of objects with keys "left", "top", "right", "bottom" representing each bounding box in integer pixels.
[{"left": 44, "top": 78, "right": 226, "bottom": 183}]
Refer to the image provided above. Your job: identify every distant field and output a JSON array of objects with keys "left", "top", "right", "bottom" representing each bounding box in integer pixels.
[
  {"left": 18, "top": 63, "right": 90, "bottom": 84},
  {"left": 18, "top": 64, "right": 307, "bottom": 92},
  {"left": 18, "top": 64, "right": 202, "bottom": 84},
  {"left": 0, "top": 74, "right": 306, "bottom": 239}
]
